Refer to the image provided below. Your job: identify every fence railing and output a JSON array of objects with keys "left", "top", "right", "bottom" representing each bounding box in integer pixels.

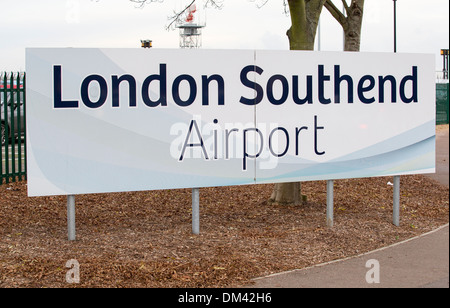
[
  {"left": 436, "top": 83, "right": 450, "bottom": 125},
  {"left": 436, "top": 71, "right": 449, "bottom": 83},
  {"left": 1, "top": 72, "right": 26, "bottom": 184}
]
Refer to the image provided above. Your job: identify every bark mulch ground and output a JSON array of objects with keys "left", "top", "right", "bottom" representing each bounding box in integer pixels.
[{"left": 0, "top": 173, "right": 448, "bottom": 288}]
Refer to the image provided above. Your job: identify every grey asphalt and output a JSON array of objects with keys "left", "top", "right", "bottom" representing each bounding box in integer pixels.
[{"left": 249, "top": 128, "right": 449, "bottom": 288}]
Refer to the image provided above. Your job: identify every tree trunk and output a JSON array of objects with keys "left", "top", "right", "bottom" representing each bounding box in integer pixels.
[
  {"left": 269, "top": 0, "right": 326, "bottom": 205},
  {"left": 343, "top": 0, "right": 364, "bottom": 52},
  {"left": 270, "top": 182, "right": 307, "bottom": 205},
  {"left": 286, "top": 0, "right": 326, "bottom": 51},
  {"left": 324, "top": 0, "right": 365, "bottom": 52}
]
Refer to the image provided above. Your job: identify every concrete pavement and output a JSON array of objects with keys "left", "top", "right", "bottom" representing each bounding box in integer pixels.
[
  {"left": 250, "top": 127, "right": 449, "bottom": 288},
  {"left": 251, "top": 224, "right": 448, "bottom": 288}
]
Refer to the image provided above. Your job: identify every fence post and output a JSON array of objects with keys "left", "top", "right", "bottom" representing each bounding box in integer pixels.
[
  {"left": 22, "top": 72, "right": 27, "bottom": 181},
  {"left": 0, "top": 72, "right": 4, "bottom": 181},
  {"left": 9, "top": 73, "right": 16, "bottom": 179}
]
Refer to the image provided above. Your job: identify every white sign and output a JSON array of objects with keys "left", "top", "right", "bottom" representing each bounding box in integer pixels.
[{"left": 26, "top": 48, "right": 435, "bottom": 196}]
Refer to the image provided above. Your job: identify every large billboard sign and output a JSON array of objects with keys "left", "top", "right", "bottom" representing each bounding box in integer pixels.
[{"left": 26, "top": 48, "right": 435, "bottom": 196}]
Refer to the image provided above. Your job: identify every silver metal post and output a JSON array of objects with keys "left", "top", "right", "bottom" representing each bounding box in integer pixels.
[
  {"left": 393, "top": 176, "right": 400, "bottom": 226},
  {"left": 317, "top": 17, "right": 321, "bottom": 51},
  {"left": 327, "top": 180, "right": 334, "bottom": 228},
  {"left": 393, "top": 0, "right": 397, "bottom": 53},
  {"left": 192, "top": 188, "right": 200, "bottom": 235},
  {"left": 67, "top": 195, "right": 76, "bottom": 241}
]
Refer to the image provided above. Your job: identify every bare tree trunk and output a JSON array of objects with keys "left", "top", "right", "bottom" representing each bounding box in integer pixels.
[
  {"left": 270, "top": 182, "right": 307, "bottom": 205},
  {"left": 344, "top": 0, "right": 364, "bottom": 51},
  {"left": 270, "top": 0, "right": 326, "bottom": 206},
  {"left": 286, "top": 0, "right": 326, "bottom": 51},
  {"left": 324, "top": 0, "right": 365, "bottom": 52}
]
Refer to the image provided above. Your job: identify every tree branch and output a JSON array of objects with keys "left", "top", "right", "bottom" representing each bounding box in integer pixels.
[
  {"left": 341, "top": 0, "right": 350, "bottom": 16},
  {"left": 130, "top": 0, "right": 223, "bottom": 30},
  {"left": 204, "top": 0, "right": 224, "bottom": 10},
  {"left": 248, "top": 0, "right": 269, "bottom": 9},
  {"left": 166, "top": 0, "right": 197, "bottom": 30},
  {"left": 130, "top": 0, "right": 163, "bottom": 9},
  {"left": 324, "top": 0, "right": 346, "bottom": 27}
]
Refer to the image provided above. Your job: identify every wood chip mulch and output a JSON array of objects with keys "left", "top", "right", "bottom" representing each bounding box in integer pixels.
[{"left": 0, "top": 172, "right": 448, "bottom": 288}]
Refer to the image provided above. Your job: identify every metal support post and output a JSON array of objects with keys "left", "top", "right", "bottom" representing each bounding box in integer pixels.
[
  {"left": 192, "top": 188, "right": 200, "bottom": 235},
  {"left": 67, "top": 195, "right": 76, "bottom": 241},
  {"left": 327, "top": 180, "right": 334, "bottom": 228},
  {"left": 393, "top": 0, "right": 397, "bottom": 53},
  {"left": 393, "top": 176, "right": 400, "bottom": 226}
]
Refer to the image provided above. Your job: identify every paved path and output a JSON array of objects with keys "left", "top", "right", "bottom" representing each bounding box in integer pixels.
[
  {"left": 427, "top": 128, "right": 449, "bottom": 187},
  {"left": 251, "top": 224, "right": 448, "bottom": 288},
  {"left": 250, "top": 128, "right": 449, "bottom": 288}
]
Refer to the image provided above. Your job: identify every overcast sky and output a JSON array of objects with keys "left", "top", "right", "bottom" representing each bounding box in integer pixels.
[{"left": 1, "top": 0, "right": 448, "bottom": 72}]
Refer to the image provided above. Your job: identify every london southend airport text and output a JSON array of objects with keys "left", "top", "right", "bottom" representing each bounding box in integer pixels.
[{"left": 52, "top": 64, "right": 418, "bottom": 109}]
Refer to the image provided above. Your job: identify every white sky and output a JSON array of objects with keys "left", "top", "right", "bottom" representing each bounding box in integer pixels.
[{"left": 0, "top": 0, "right": 448, "bottom": 72}]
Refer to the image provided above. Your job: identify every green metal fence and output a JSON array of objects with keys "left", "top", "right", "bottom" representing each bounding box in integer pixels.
[
  {"left": 436, "top": 83, "right": 450, "bottom": 125},
  {"left": 1, "top": 72, "right": 26, "bottom": 184}
]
